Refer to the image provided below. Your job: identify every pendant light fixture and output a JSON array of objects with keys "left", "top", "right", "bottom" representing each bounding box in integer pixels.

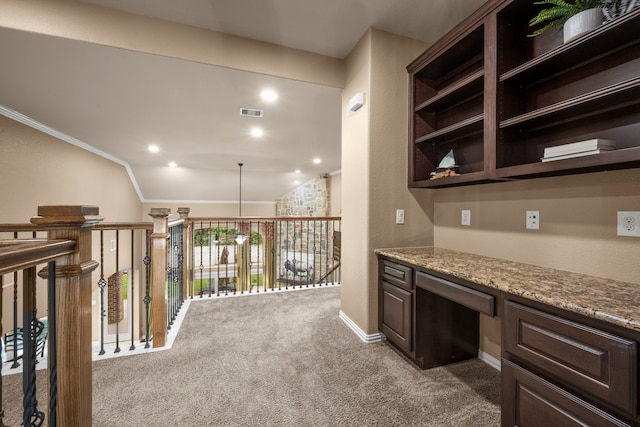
[{"left": 235, "top": 162, "right": 248, "bottom": 244}]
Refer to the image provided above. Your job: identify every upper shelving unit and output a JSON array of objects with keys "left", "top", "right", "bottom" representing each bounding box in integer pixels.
[
  {"left": 406, "top": 0, "right": 640, "bottom": 188},
  {"left": 407, "top": 24, "right": 488, "bottom": 187}
]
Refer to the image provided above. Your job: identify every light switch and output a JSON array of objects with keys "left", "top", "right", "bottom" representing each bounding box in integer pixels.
[{"left": 396, "top": 209, "right": 405, "bottom": 224}]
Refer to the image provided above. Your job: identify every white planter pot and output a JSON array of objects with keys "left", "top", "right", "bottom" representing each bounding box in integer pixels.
[{"left": 564, "top": 8, "right": 603, "bottom": 43}]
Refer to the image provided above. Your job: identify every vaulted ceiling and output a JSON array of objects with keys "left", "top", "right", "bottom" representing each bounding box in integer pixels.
[{"left": 0, "top": 0, "right": 486, "bottom": 202}]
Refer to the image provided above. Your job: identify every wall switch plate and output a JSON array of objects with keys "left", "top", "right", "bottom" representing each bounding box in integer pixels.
[
  {"left": 526, "top": 210, "right": 540, "bottom": 230},
  {"left": 617, "top": 211, "right": 640, "bottom": 237},
  {"left": 111, "top": 239, "right": 117, "bottom": 251},
  {"left": 395, "top": 209, "right": 405, "bottom": 225},
  {"left": 461, "top": 210, "right": 471, "bottom": 226}
]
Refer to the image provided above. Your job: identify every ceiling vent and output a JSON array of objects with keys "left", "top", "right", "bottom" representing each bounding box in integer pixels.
[{"left": 240, "top": 108, "right": 264, "bottom": 118}]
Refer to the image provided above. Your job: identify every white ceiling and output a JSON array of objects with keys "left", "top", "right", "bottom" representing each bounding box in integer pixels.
[{"left": 0, "top": 0, "right": 486, "bottom": 203}]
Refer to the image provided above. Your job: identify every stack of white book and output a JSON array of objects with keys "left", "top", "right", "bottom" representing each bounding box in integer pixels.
[{"left": 541, "top": 139, "right": 616, "bottom": 162}]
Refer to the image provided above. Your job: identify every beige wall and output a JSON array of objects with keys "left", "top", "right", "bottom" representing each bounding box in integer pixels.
[
  {"left": 433, "top": 169, "right": 640, "bottom": 359},
  {"left": 141, "top": 202, "right": 276, "bottom": 222},
  {"left": 0, "top": 115, "right": 142, "bottom": 222},
  {"left": 340, "top": 28, "right": 432, "bottom": 335},
  {"left": 330, "top": 172, "right": 342, "bottom": 216},
  {"left": 0, "top": 115, "right": 143, "bottom": 339}
]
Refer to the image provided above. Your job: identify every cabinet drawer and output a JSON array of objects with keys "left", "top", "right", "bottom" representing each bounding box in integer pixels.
[
  {"left": 502, "top": 359, "right": 631, "bottom": 427},
  {"left": 381, "top": 260, "right": 413, "bottom": 291},
  {"left": 415, "top": 271, "right": 495, "bottom": 316},
  {"left": 504, "top": 301, "right": 637, "bottom": 415}
]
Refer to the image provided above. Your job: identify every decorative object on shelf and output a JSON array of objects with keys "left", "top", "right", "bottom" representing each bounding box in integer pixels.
[
  {"left": 602, "top": 0, "right": 640, "bottom": 21},
  {"left": 430, "top": 149, "right": 460, "bottom": 180},
  {"left": 541, "top": 138, "right": 616, "bottom": 161},
  {"left": 528, "top": 0, "right": 604, "bottom": 42}
]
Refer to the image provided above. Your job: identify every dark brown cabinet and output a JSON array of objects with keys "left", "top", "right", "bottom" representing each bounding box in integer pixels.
[
  {"left": 377, "top": 253, "right": 640, "bottom": 425},
  {"left": 502, "top": 298, "right": 639, "bottom": 426},
  {"left": 379, "top": 260, "right": 414, "bottom": 354},
  {"left": 407, "top": 0, "right": 640, "bottom": 188}
]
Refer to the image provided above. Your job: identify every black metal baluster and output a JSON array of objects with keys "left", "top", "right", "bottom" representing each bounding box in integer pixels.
[
  {"left": 208, "top": 222, "right": 213, "bottom": 297},
  {"left": 98, "top": 231, "right": 107, "bottom": 355},
  {"left": 0, "top": 274, "right": 4, "bottom": 426},
  {"left": 178, "top": 223, "right": 184, "bottom": 308},
  {"left": 11, "top": 270, "right": 19, "bottom": 368},
  {"left": 324, "top": 220, "right": 330, "bottom": 285},
  {"left": 198, "top": 223, "right": 204, "bottom": 298},
  {"left": 48, "top": 261, "right": 58, "bottom": 427},
  {"left": 257, "top": 221, "right": 262, "bottom": 292},
  {"left": 308, "top": 220, "right": 313, "bottom": 288},
  {"left": 143, "top": 230, "right": 152, "bottom": 349},
  {"left": 247, "top": 221, "right": 252, "bottom": 294},
  {"left": 167, "top": 229, "right": 172, "bottom": 329},
  {"left": 277, "top": 221, "right": 282, "bottom": 291},
  {"left": 130, "top": 229, "right": 136, "bottom": 351},
  {"left": 22, "top": 267, "right": 44, "bottom": 427},
  {"left": 114, "top": 230, "right": 121, "bottom": 353},
  {"left": 312, "top": 220, "right": 318, "bottom": 287},
  {"left": 215, "top": 222, "right": 220, "bottom": 297},
  {"left": 190, "top": 225, "right": 195, "bottom": 299},
  {"left": 286, "top": 221, "right": 290, "bottom": 290}
]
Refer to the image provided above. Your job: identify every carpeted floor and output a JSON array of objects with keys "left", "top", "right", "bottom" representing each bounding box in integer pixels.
[{"left": 2, "top": 287, "right": 501, "bottom": 426}]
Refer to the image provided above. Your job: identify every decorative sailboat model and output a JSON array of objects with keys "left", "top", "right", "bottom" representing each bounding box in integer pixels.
[{"left": 430, "top": 149, "right": 460, "bottom": 180}]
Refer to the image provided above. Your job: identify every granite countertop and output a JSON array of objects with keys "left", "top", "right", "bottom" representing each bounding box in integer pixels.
[{"left": 375, "top": 246, "right": 640, "bottom": 332}]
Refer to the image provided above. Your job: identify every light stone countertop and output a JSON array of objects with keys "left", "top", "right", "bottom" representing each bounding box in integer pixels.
[{"left": 375, "top": 246, "right": 640, "bottom": 332}]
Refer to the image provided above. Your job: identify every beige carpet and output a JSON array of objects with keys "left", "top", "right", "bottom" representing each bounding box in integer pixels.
[{"left": 2, "top": 287, "right": 501, "bottom": 426}]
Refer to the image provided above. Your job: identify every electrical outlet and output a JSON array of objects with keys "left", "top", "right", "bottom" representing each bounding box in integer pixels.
[
  {"left": 395, "top": 209, "right": 405, "bottom": 225},
  {"left": 526, "top": 210, "right": 540, "bottom": 230},
  {"left": 617, "top": 211, "right": 640, "bottom": 237},
  {"left": 461, "top": 210, "right": 471, "bottom": 226}
]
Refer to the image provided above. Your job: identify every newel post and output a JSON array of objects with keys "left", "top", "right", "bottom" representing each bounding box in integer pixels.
[
  {"left": 149, "top": 208, "right": 170, "bottom": 348},
  {"left": 31, "top": 206, "right": 103, "bottom": 427},
  {"left": 177, "top": 207, "right": 191, "bottom": 299}
]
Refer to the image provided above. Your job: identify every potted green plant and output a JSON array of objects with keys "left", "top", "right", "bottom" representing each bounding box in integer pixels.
[{"left": 529, "top": 0, "right": 604, "bottom": 42}]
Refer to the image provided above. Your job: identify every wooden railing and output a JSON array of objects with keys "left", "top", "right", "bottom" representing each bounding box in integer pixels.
[
  {"left": 0, "top": 238, "right": 76, "bottom": 427},
  {"left": 185, "top": 215, "right": 341, "bottom": 298},
  {"left": 1, "top": 205, "right": 340, "bottom": 425},
  {"left": 1, "top": 205, "right": 100, "bottom": 426}
]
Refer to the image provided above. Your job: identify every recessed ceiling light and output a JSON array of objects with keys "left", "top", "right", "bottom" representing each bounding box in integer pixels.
[
  {"left": 261, "top": 89, "right": 278, "bottom": 102},
  {"left": 294, "top": 180, "right": 300, "bottom": 185},
  {"left": 148, "top": 145, "right": 159, "bottom": 153},
  {"left": 295, "top": 169, "right": 301, "bottom": 174},
  {"left": 251, "top": 128, "right": 263, "bottom": 137},
  {"left": 168, "top": 162, "right": 177, "bottom": 168},
  {"left": 313, "top": 158, "right": 321, "bottom": 164}
]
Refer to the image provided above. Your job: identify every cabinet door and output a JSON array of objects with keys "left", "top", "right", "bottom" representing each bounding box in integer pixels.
[
  {"left": 502, "top": 359, "right": 631, "bottom": 427},
  {"left": 380, "top": 281, "right": 412, "bottom": 353}
]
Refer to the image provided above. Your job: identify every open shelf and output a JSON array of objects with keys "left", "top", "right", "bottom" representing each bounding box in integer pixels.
[
  {"left": 416, "top": 114, "right": 484, "bottom": 145},
  {"left": 407, "top": 0, "right": 640, "bottom": 189},
  {"left": 500, "top": 77, "right": 640, "bottom": 130},
  {"left": 496, "top": 146, "right": 640, "bottom": 179},
  {"left": 500, "top": 8, "right": 640, "bottom": 83},
  {"left": 415, "top": 70, "right": 484, "bottom": 113}
]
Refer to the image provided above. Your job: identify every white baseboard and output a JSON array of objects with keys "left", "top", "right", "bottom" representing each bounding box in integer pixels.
[
  {"left": 478, "top": 350, "right": 501, "bottom": 371},
  {"left": 339, "top": 310, "right": 386, "bottom": 343}
]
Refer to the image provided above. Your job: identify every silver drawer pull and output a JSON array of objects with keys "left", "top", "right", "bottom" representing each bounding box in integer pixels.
[{"left": 384, "top": 265, "right": 405, "bottom": 280}]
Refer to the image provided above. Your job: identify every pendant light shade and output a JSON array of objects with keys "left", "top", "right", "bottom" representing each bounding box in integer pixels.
[{"left": 235, "top": 162, "right": 248, "bottom": 245}]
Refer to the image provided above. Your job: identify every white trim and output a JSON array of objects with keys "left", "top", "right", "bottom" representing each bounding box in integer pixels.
[
  {"left": 478, "top": 350, "right": 501, "bottom": 371},
  {"left": 339, "top": 310, "right": 386, "bottom": 343},
  {"left": 0, "top": 104, "right": 146, "bottom": 202}
]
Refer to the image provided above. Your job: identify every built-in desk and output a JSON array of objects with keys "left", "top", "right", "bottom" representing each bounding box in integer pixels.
[{"left": 375, "top": 247, "right": 640, "bottom": 426}]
